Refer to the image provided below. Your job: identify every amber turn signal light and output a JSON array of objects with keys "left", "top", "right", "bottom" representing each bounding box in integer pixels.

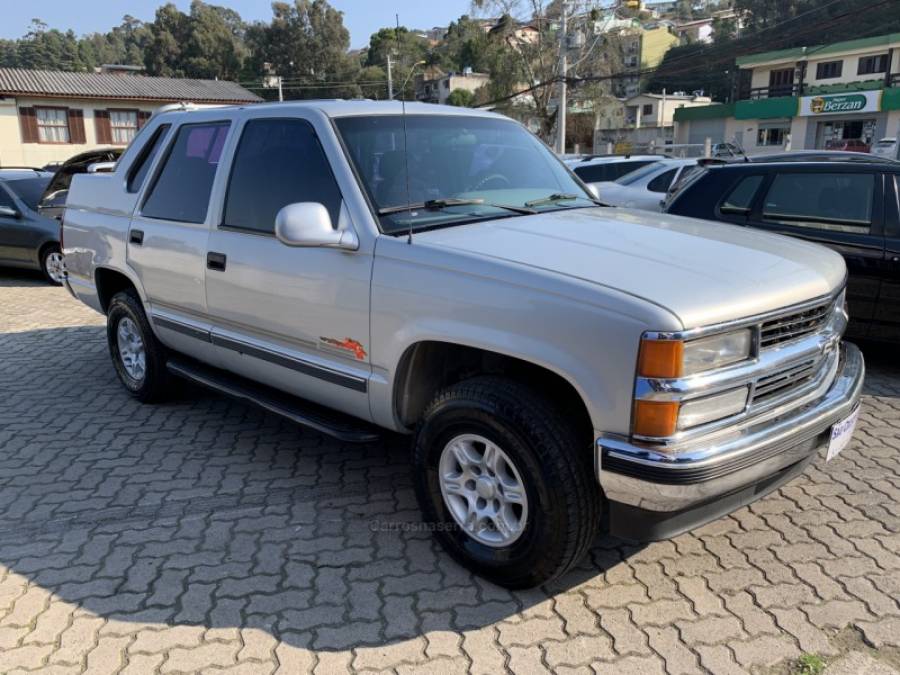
[
  {"left": 633, "top": 400, "right": 680, "bottom": 437},
  {"left": 638, "top": 339, "right": 683, "bottom": 378}
]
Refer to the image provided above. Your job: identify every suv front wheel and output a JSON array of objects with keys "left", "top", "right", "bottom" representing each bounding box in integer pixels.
[{"left": 413, "top": 376, "right": 601, "bottom": 588}]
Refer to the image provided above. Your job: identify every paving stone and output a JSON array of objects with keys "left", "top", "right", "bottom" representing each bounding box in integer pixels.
[{"left": 1, "top": 277, "right": 899, "bottom": 674}]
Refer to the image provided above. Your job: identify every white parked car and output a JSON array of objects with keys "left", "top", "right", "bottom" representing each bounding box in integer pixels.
[
  {"left": 871, "top": 137, "right": 900, "bottom": 160},
  {"left": 565, "top": 155, "right": 662, "bottom": 188},
  {"left": 592, "top": 159, "right": 700, "bottom": 211}
]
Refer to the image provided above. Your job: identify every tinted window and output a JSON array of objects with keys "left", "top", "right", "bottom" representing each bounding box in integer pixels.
[
  {"left": 615, "top": 161, "right": 664, "bottom": 185},
  {"left": 223, "top": 118, "right": 342, "bottom": 234},
  {"left": 0, "top": 185, "right": 15, "bottom": 211},
  {"left": 720, "top": 175, "right": 763, "bottom": 213},
  {"left": 128, "top": 124, "right": 170, "bottom": 193},
  {"left": 574, "top": 160, "right": 654, "bottom": 183},
  {"left": 142, "top": 122, "right": 229, "bottom": 223},
  {"left": 762, "top": 172, "right": 874, "bottom": 231},
  {"left": 647, "top": 168, "right": 677, "bottom": 193},
  {"left": 5, "top": 177, "right": 51, "bottom": 211}
]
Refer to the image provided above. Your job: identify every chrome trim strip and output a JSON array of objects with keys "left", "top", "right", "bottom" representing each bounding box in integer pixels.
[
  {"left": 209, "top": 333, "right": 368, "bottom": 393},
  {"left": 154, "top": 316, "right": 211, "bottom": 342}
]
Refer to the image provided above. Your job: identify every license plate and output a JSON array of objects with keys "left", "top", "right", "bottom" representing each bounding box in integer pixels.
[{"left": 826, "top": 406, "right": 860, "bottom": 462}]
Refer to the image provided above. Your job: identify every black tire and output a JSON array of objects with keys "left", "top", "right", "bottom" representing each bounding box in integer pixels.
[
  {"left": 106, "top": 290, "right": 172, "bottom": 402},
  {"left": 413, "top": 376, "right": 602, "bottom": 588},
  {"left": 39, "top": 244, "right": 64, "bottom": 285}
]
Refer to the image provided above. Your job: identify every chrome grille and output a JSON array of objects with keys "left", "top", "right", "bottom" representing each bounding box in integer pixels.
[
  {"left": 759, "top": 300, "right": 832, "bottom": 348},
  {"left": 753, "top": 359, "right": 817, "bottom": 404}
]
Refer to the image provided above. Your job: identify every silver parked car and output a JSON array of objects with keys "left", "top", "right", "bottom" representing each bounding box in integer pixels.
[{"left": 62, "top": 102, "right": 863, "bottom": 587}]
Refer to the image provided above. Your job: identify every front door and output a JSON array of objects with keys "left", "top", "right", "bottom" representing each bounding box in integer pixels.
[
  {"left": 203, "top": 115, "right": 373, "bottom": 421},
  {"left": 0, "top": 184, "right": 22, "bottom": 263},
  {"left": 748, "top": 168, "right": 885, "bottom": 339}
]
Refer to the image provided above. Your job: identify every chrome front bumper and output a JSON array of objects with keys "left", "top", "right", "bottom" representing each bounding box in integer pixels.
[{"left": 597, "top": 342, "right": 864, "bottom": 536}]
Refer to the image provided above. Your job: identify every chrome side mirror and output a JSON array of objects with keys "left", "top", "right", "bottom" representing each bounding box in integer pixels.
[
  {"left": 274, "top": 202, "right": 358, "bottom": 250},
  {"left": 0, "top": 205, "right": 20, "bottom": 219}
]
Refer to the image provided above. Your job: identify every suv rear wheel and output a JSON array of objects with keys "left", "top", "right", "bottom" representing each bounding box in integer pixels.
[
  {"left": 413, "top": 376, "right": 601, "bottom": 588},
  {"left": 106, "top": 290, "right": 173, "bottom": 402}
]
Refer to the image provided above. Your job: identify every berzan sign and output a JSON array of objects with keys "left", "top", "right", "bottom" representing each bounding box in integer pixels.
[{"left": 799, "top": 90, "right": 883, "bottom": 116}]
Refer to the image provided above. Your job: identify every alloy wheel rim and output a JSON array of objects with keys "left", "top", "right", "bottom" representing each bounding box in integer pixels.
[
  {"left": 116, "top": 317, "right": 146, "bottom": 382},
  {"left": 45, "top": 251, "right": 66, "bottom": 284},
  {"left": 438, "top": 433, "right": 529, "bottom": 547}
]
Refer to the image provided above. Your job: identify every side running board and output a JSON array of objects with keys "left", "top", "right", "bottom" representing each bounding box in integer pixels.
[{"left": 167, "top": 356, "right": 381, "bottom": 443}]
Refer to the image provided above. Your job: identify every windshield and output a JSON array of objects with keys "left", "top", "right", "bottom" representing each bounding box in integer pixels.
[
  {"left": 335, "top": 114, "right": 596, "bottom": 234},
  {"left": 614, "top": 161, "right": 664, "bottom": 185},
  {"left": 5, "top": 177, "right": 51, "bottom": 211}
]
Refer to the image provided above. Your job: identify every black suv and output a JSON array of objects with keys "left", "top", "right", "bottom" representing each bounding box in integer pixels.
[{"left": 666, "top": 161, "right": 900, "bottom": 342}]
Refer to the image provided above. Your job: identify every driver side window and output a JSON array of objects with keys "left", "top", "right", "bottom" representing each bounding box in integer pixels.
[{"left": 223, "top": 118, "right": 343, "bottom": 234}]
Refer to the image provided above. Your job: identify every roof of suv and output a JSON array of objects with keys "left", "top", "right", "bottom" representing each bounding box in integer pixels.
[{"left": 157, "top": 100, "right": 507, "bottom": 121}]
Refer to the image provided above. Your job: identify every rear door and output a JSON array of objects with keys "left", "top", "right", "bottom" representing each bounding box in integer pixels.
[
  {"left": 127, "top": 119, "right": 228, "bottom": 336},
  {"left": 746, "top": 167, "right": 885, "bottom": 338}
]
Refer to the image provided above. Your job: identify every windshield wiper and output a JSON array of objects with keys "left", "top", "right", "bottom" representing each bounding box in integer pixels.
[
  {"left": 525, "top": 192, "right": 606, "bottom": 208},
  {"left": 377, "top": 198, "right": 535, "bottom": 216}
]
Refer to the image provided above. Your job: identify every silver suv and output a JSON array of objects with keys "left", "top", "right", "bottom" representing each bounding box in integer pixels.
[{"left": 62, "top": 102, "right": 864, "bottom": 587}]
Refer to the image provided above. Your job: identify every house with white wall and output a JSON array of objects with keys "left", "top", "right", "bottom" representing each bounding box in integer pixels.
[{"left": 0, "top": 67, "right": 260, "bottom": 167}]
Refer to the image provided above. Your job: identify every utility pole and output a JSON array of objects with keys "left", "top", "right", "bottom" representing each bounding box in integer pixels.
[
  {"left": 387, "top": 54, "right": 394, "bottom": 100},
  {"left": 277, "top": 75, "right": 283, "bottom": 102},
  {"left": 556, "top": 2, "right": 568, "bottom": 154}
]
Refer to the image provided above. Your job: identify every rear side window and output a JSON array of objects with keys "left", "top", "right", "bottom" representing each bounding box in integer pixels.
[
  {"left": 128, "top": 124, "right": 170, "bottom": 193},
  {"left": 223, "top": 118, "right": 342, "bottom": 234},
  {"left": 762, "top": 172, "right": 874, "bottom": 231},
  {"left": 720, "top": 175, "right": 764, "bottom": 214},
  {"left": 647, "top": 168, "right": 677, "bottom": 193},
  {"left": 0, "top": 185, "right": 15, "bottom": 211},
  {"left": 142, "top": 122, "right": 229, "bottom": 223},
  {"left": 574, "top": 160, "right": 654, "bottom": 183}
]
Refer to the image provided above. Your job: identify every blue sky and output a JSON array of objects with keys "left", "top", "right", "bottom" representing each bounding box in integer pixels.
[{"left": 0, "top": 0, "right": 474, "bottom": 49}]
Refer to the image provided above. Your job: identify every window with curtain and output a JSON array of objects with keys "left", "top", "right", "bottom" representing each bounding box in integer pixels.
[
  {"left": 110, "top": 110, "right": 139, "bottom": 144},
  {"left": 36, "top": 108, "right": 69, "bottom": 143}
]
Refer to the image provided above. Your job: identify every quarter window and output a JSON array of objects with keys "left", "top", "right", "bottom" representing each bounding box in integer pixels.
[
  {"left": 762, "top": 172, "right": 874, "bottom": 232},
  {"left": 223, "top": 118, "right": 342, "bottom": 234},
  {"left": 816, "top": 60, "right": 843, "bottom": 79},
  {"left": 142, "top": 122, "right": 229, "bottom": 223},
  {"left": 858, "top": 54, "right": 889, "bottom": 75},
  {"left": 110, "top": 110, "right": 139, "bottom": 144},
  {"left": 36, "top": 108, "right": 69, "bottom": 143},
  {"left": 127, "top": 124, "right": 171, "bottom": 193},
  {"left": 720, "top": 175, "right": 763, "bottom": 213}
]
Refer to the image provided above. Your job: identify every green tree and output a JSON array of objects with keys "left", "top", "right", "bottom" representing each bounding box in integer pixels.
[
  {"left": 446, "top": 88, "right": 475, "bottom": 106},
  {"left": 243, "top": 0, "right": 360, "bottom": 99}
]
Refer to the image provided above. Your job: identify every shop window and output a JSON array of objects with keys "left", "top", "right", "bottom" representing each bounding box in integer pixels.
[
  {"left": 815, "top": 61, "right": 843, "bottom": 79},
  {"left": 857, "top": 54, "right": 889, "bottom": 75},
  {"left": 757, "top": 127, "right": 789, "bottom": 146}
]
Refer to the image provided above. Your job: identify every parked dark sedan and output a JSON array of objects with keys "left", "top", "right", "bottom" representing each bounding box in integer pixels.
[
  {"left": 665, "top": 161, "right": 900, "bottom": 342},
  {"left": 0, "top": 169, "right": 63, "bottom": 284}
]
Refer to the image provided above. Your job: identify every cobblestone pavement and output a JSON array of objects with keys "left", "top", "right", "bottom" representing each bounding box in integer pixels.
[{"left": 1, "top": 271, "right": 898, "bottom": 675}]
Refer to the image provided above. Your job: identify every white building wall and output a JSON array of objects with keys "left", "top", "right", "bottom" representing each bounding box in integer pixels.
[{"left": 0, "top": 95, "right": 161, "bottom": 167}]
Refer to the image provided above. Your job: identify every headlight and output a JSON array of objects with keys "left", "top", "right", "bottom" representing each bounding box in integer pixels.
[
  {"left": 638, "top": 329, "right": 752, "bottom": 378},
  {"left": 682, "top": 329, "right": 752, "bottom": 375},
  {"left": 677, "top": 386, "right": 749, "bottom": 430}
]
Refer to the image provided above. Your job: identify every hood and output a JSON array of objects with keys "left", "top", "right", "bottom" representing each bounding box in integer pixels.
[{"left": 413, "top": 207, "right": 846, "bottom": 328}]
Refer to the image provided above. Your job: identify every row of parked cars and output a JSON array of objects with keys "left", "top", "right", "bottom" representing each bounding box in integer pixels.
[
  {"left": 565, "top": 151, "right": 900, "bottom": 343},
  {"left": 0, "top": 149, "right": 121, "bottom": 284}
]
